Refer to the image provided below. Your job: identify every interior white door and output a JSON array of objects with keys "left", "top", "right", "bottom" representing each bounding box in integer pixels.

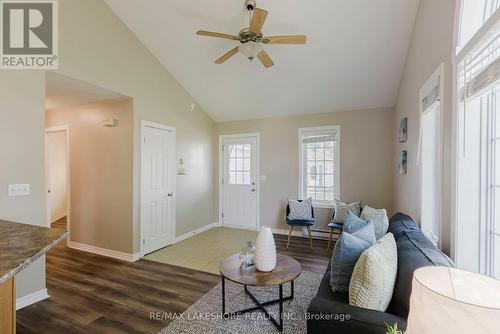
[
  {"left": 142, "top": 125, "right": 175, "bottom": 254},
  {"left": 222, "top": 136, "right": 258, "bottom": 230},
  {"left": 46, "top": 131, "right": 68, "bottom": 224},
  {"left": 45, "top": 133, "right": 51, "bottom": 226}
]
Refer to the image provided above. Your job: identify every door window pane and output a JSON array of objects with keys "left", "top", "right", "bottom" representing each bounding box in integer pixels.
[{"left": 228, "top": 144, "right": 251, "bottom": 185}]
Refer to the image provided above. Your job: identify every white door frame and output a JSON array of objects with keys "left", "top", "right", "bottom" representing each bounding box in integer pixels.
[
  {"left": 45, "top": 125, "right": 71, "bottom": 245},
  {"left": 140, "top": 120, "right": 176, "bottom": 256},
  {"left": 219, "top": 133, "right": 260, "bottom": 231}
]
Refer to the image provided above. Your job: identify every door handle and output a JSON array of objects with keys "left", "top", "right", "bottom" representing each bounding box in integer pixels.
[
  {"left": 251, "top": 189, "right": 256, "bottom": 192},
  {"left": 168, "top": 192, "right": 174, "bottom": 197}
]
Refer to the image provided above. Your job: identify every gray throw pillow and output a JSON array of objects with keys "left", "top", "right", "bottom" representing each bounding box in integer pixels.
[
  {"left": 288, "top": 198, "right": 313, "bottom": 220},
  {"left": 333, "top": 201, "right": 362, "bottom": 224},
  {"left": 330, "top": 222, "right": 376, "bottom": 293}
]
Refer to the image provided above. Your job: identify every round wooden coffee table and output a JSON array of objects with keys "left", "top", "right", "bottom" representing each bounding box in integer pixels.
[{"left": 219, "top": 254, "right": 302, "bottom": 332}]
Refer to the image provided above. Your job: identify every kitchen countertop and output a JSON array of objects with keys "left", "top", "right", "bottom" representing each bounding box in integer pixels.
[{"left": 0, "top": 220, "right": 68, "bottom": 285}]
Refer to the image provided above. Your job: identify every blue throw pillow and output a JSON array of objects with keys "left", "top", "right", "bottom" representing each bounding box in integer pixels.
[
  {"left": 330, "top": 223, "right": 376, "bottom": 293},
  {"left": 344, "top": 212, "right": 376, "bottom": 243}
]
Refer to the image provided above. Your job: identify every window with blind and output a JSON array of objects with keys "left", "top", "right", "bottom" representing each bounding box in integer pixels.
[
  {"left": 456, "top": 1, "right": 500, "bottom": 278},
  {"left": 298, "top": 126, "right": 340, "bottom": 206},
  {"left": 418, "top": 65, "right": 443, "bottom": 247}
]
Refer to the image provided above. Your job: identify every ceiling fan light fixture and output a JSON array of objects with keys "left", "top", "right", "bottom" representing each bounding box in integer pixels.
[{"left": 238, "top": 41, "right": 263, "bottom": 60}]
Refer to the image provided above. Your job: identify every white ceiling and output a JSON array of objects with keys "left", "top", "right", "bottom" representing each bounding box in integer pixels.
[
  {"left": 105, "top": 0, "right": 420, "bottom": 122},
  {"left": 46, "top": 72, "right": 126, "bottom": 111}
]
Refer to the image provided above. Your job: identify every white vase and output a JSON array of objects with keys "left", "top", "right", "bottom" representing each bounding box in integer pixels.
[{"left": 255, "top": 226, "right": 277, "bottom": 272}]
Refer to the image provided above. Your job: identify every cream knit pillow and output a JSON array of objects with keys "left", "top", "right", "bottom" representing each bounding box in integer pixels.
[
  {"left": 360, "top": 206, "right": 389, "bottom": 240},
  {"left": 349, "top": 233, "right": 397, "bottom": 312}
]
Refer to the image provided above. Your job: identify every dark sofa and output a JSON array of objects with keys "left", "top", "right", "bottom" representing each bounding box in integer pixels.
[{"left": 306, "top": 213, "right": 454, "bottom": 334}]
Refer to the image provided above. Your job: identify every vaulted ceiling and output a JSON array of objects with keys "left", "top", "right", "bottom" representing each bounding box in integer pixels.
[{"left": 105, "top": 0, "right": 420, "bottom": 122}]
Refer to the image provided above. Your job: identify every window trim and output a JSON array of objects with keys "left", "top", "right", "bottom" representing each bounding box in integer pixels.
[
  {"left": 455, "top": 1, "right": 500, "bottom": 61},
  {"left": 452, "top": 0, "right": 500, "bottom": 269},
  {"left": 298, "top": 126, "right": 340, "bottom": 208}
]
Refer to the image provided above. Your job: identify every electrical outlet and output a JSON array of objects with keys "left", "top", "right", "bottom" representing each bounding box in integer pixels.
[{"left": 8, "top": 184, "right": 31, "bottom": 197}]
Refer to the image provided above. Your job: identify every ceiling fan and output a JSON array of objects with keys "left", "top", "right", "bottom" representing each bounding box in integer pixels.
[{"left": 196, "top": 0, "right": 307, "bottom": 68}]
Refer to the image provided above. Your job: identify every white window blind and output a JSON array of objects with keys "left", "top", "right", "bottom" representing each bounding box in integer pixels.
[
  {"left": 299, "top": 126, "right": 340, "bottom": 206},
  {"left": 422, "top": 84, "right": 440, "bottom": 111}
]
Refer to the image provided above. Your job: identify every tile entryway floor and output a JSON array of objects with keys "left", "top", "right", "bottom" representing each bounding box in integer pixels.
[{"left": 144, "top": 227, "right": 258, "bottom": 274}]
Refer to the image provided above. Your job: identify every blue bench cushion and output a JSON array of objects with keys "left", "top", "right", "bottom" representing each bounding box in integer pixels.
[
  {"left": 328, "top": 222, "right": 344, "bottom": 230},
  {"left": 286, "top": 219, "right": 314, "bottom": 226}
]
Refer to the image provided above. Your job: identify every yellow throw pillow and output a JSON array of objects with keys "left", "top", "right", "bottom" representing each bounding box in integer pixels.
[{"left": 349, "top": 233, "right": 397, "bottom": 312}]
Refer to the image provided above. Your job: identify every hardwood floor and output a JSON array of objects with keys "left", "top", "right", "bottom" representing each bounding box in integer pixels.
[
  {"left": 50, "top": 216, "right": 67, "bottom": 230},
  {"left": 17, "top": 221, "right": 332, "bottom": 334}
]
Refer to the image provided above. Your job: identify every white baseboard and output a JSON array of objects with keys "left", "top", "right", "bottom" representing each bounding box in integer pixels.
[
  {"left": 175, "top": 222, "right": 221, "bottom": 243},
  {"left": 68, "top": 241, "right": 141, "bottom": 262},
  {"left": 271, "top": 227, "right": 305, "bottom": 237},
  {"left": 220, "top": 223, "right": 259, "bottom": 232},
  {"left": 51, "top": 212, "right": 67, "bottom": 223},
  {"left": 271, "top": 227, "right": 331, "bottom": 240},
  {"left": 16, "top": 288, "right": 49, "bottom": 310}
]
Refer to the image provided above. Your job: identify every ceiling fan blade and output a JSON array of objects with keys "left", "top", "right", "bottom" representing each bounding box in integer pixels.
[
  {"left": 263, "top": 35, "right": 307, "bottom": 44},
  {"left": 215, "top": 47, "right": 239, "bottom": 64},
  {"left": 249, "top": 8, "right": 268, "bottom": 33},
  {"left": 257, "top": 50, "right": 274, "bottom": 68},
  {"left": 197, "top": 30, "right": 239, "bottom": 40}
]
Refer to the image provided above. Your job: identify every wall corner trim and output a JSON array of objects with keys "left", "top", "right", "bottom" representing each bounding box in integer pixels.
[
  {"left": 16, "top": 288, "right": 49, "bottom": 310},
  {"left": 174, "top": 222, "right": 221, "bottom": 244},
  {"left": 68, "top": 241, "right": 141, "bottom": 262}
]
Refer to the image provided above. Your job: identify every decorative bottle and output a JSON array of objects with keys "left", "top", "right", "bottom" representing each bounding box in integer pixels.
[{"left": 239, "top": 241, "right": 256, "bottom": 268}]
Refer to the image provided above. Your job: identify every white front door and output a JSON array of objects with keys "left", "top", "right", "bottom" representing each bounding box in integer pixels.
[
  {"left": 142, "top": 124, "right": 175, "bottom": 254},
  {"left": 222, "top": 136, "right": 258, "bottom": 230}
]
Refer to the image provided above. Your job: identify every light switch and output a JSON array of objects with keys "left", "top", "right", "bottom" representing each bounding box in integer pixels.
[
  {"left": 8, "top": 184, "right": 31, "bottom": 197},
  {"left": 260, "top": 175, "right": 267, "bottom": 181}
]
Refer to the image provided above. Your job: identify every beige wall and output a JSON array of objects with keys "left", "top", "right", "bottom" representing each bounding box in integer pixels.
[
  {"left": 216, "top": 108, "right": 395, "bottom": 231},
  {"left": 47, "top": 130, "right": 68, "bottom": 222},
  {"left": 54, "top": 0, "right": 216, "bottom": 251},
  {"left": 1, "top": 0, "right": 216, "bottom": 298},
  {"left": 393, "top": 0, "right": 457, "bottom": 254},
  {"left": 46, "top": 100, "right": 134, "bottom": 253},
  {"left": 0, "top": 72, "right": 47, "bottom": 299}
]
